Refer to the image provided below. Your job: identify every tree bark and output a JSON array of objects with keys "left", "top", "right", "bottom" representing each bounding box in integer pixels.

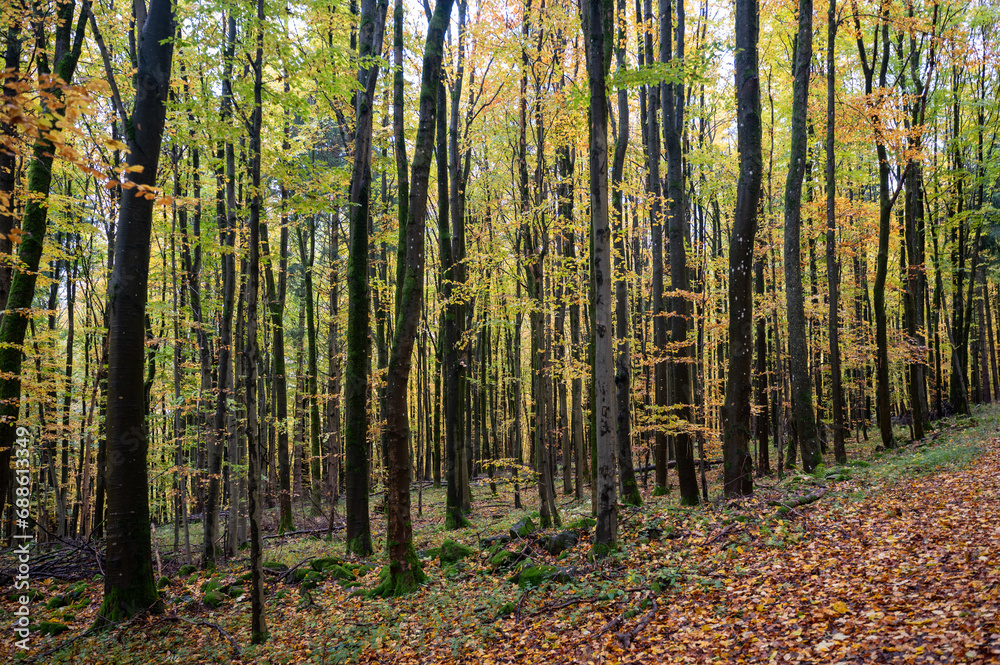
[
  {"left": 722, "top": 0, "right": 761, "bottom": 496},
  {"left": 97, "top": 0, "right": 173, "bottom": 623},
  {"left": 582, "top": 0, "right": 618, "bottom": 554},
  {"left": 783, "top": 0, "right": 822, "bottom": 471},
  {"left": 344, "top": 0, "right": 388, "bottom": 555},
  {"left": 375, "top": 0, "right": 453, "bottom": 597}
]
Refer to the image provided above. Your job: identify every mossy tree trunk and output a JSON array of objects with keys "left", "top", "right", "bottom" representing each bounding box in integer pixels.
[
  {"left": 97, "top": 0, "right": 174, "bottom": 624},
  {"left": 0, "top": 0, "right": 88, "bottom": 526},
  {"left": 344, "top": 0, "right": 389, "bottom": 556},
  {"left": 375, "top": 0, "right": 453, "bottom": 597}
]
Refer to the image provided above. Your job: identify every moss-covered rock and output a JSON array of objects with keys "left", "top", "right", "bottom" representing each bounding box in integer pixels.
[
  {"left": 565, "top": 517, "right": 596, "bottom": 531},
  {"left": 311, "top": 556, "right": 343, "bottom": 572},
  {"left": 39, "top": 621, "right": 69, "bottom": 637},
  {"left": 540, "top": 531, "right": 579, "bottom": 556},
  {"left": 7, "top": 588, "right": 42, "bottom": 603},
  {"left": 510, "top": 565, "right": 557, "bottom": 587},
  {"left": 178, "top": 564, "right": 198, "bottom": 576},
  {"left": 157, "top": 575, "right": 171, "bottom": 589},
  {"left": 227, "top": 586, "right": 245, "bottom": 598},
  {"left": 480, "top": 534, "right": 512, "bottom": 549},
  {"left": 46, "top": 596, "right": 69, "bottom": 610},
  {"left": 200, "top": 577, "right": 223, "bottom": 593},
  {"left": 439, "top": 539, "right": 475, "bottom": 564},
  {"left": 509, "top": 517, "right": 536, "bottom": 539},
  {"left": 417, "top": 547, "right": 440, "bottom": 560},
  {"left": 262, "top": 561, "right": 288, "bottom": 572},
  {"left": 300, "top": 571, "right": 324, "bottom": 590},
  {"left": 202, "top": 590, "right": 226, "bottom": 608},
  {"left": 497, "top": 601, "right": 516, "bottom": 617},
  {"left": 240, "top": 571, "right": 253, "bottom": 582}
]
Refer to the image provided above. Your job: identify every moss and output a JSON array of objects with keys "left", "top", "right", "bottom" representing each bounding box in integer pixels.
[
  {"left": 438, "top": 539, "right": 474, "bottom": 564},
  {"left": 262, "top": 561, "right": 288, "bottom": 572},
  {"left": 565, "top": 517, "right": 596, "bottom": 531},
  {"left": 653, "top": 485, "right": 667, "bottom": 497},
  {"left": 178, "top": 564, "right": 198, "bottom": 576},
  {"left": 592, "top": 542, "right": 616, "bottom": 559},
  {"left": 311, "top": 556, "right": 343, "bottom": 572},
  {"left": 156, "top": 576, "right": 170, "bottom": 589},
  {"left": 511, "top": 565, "right": 563, "bottom": 588},
  {"left": 202, "top": 590, "right": 226, "bottom": 608},
  {"left": 227, "top": 586, "right": 245, "bottom": 598},
  {"left": 300, "top": 571, "right": 324, "bottom": 590},
  {"left": 47, "top": 596, "right": 69, "bottom": 610},
  {"left": 39, "top": 621, "right": 69, "bottom": 637},
  {"left": 368, "top": 545, "right": 427, "bottom": 598},
  {"left": 200, "top": 577, "right": 223, "bottom": 593},
  {"left": 509, "top": 517, "right": 536, "bottom": 538},
  {"left": 94, "top": 579, "right": 161, "bottom": 627}
]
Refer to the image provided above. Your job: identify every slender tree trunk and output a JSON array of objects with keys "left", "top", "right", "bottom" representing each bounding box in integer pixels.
[
  {"left": 662, "top": 0, "right": 699, "bottom": 503},
  {"left": 722, "top": 0, "right": 761, "bottom": 496},
  {"left": 825, "top": 0, "right": 846, "bottom": 463},
  {"left": 98, "top": 0, "right": 173, "bottom": 623},
  {"left": 375, "top": 0, "right": 453, "bottom": 596},
  {"left": 612, "top": 0, "right": 641, "bottom": 507},
  {"left": 783, "top": 0, "right": 822, "bottom": 471},
  {"left": 203, "top": 14, "right": 237, "bottom": 568},
  {"left": 582, "top": 0, "right": 618, "bottom": 554},
  {"left": 245, "top": 0, "right": 267, "bottom": 638},
  {"left": 344, "top": 0, "right": 388, "bottom": 555}
]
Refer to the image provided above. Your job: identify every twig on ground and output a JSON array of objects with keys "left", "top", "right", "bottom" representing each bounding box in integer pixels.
[{"left": 617, "top": 594, "right": 658, "bottom": 648}]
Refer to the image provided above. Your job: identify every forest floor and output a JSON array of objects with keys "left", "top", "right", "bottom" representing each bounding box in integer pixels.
[{"left": 3, "top": 407, "right": 1000, "bottom": 664}]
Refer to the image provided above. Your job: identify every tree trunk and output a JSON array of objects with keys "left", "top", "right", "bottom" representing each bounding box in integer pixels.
[
  {"left": 825, "top": 0, "right": 846, "bottom": 463},
  {"left": 722, "top": 0, "right": 761, "bottom": 496},
  {"left": 344, "top": 0, "right": 388, "bottom": 555},
  {"left": 98, "top": 0, "right": 173, "bottom": 623},
  {"left": 783, "top": 0, "right": 822, "bottom": 471},
  {"left": 374, "top": 0, "right": 453, "bottom": 597},
  {"left": 582, "top": 0, "right": 618, "bottom": 554}
]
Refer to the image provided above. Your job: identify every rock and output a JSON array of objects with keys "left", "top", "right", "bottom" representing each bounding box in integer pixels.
[
  {"left": 200, "top": 577, "right": 223, "bottom": 593},
  {"left": 311, "top": 556, "right": 343, "bottom": 572},
  {"left": 510, "top": 565, "right": 576, "bottom": 587},
  {"left": 300, "top": 571, "right": 324, "bottom": 590},
  {"left": 417, "top": 547, "right": 440, "bottom": 559},
  {"left": 262, "top": 561, "right": 288, "bottom": 572},
  {"left": 227, "top": 586, "right": 245, "bottom": 598},
  {"left": 480, "top": 534, "right": 512, "bottom": 549},
  {"left": 157, "top": 575, "right": 171, "bottom": 589},
  {"left": 565, "top": 517, "right": 596, "bottom": 531},
  {"left": 46, "top": 596, "right": 69, "bottom": 610},
  {"left": 202, "top": 590, "right": 226, "bottom": 608},
  {"left": 439, "top": 539, "right": 475, "bottom": 564},
  {"left": 540, "top": 531, "right": 579, "bottom": 556},
  {"left": 39, "top": 621, "right": 69, "bottom": 637},
  {"left": 509, "top": 517, "right": 536, "bottom": 539},
  {"left": 178, "top": 564, "right": 198, "bottom": 576},
  {"left": 497, "top": 601, "right": 516, "bottom": 617}
]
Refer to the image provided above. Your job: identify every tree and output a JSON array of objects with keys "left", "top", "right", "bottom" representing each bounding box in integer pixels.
[
  {"left": 0, "top": 0, "right": 89, "bottom": 524},
  {"left": 783, "top": 0, "right": 822, "bottom": 472},
  {"left": 97, "top": 0, "right": 174, "bottom": 623},
  {"left": 722, "top": 0, "right": 762, "bottom": 496},
  {"left": 825, "top": 0, "right": 846, "bottom": 464},
  {"left": 582, "top": 0, "right": 618, "bottom": 555},
  {"left": 373, "top": 0, "right": 455, "bottom": 597},
  {"left": 344, "top": 0, "right": 388, "bottom": 556}
]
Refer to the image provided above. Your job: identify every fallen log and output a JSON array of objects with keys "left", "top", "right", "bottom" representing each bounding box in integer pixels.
[{"left": 768, "top": 488, "right": 828, "bottom": 516}]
